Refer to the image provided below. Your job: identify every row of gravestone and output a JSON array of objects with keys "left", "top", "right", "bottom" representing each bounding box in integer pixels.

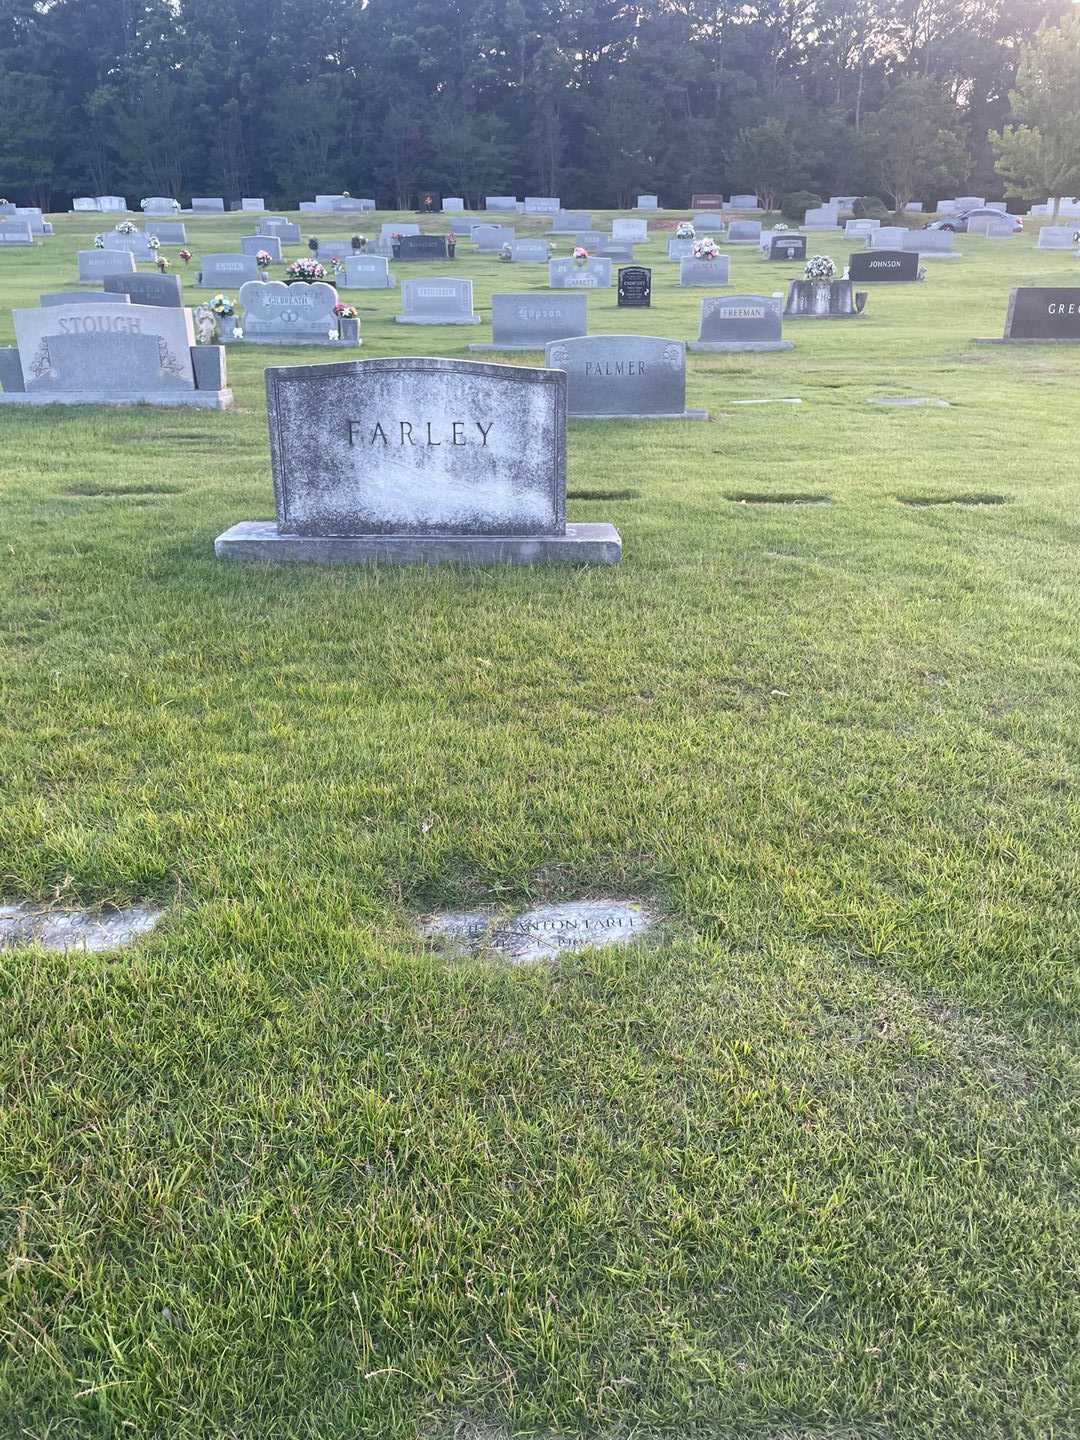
[{"left": 0, "top": 208, "right": 54, "bottom": 245}]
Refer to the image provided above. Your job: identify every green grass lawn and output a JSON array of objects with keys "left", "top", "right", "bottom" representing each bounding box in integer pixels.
[{"left": 1, "top": 209, "right": 1078, "bottom": 1439}]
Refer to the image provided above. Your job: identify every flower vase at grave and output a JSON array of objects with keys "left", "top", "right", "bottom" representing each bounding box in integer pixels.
[
  {"left": 338, "top": 316, "right": 359, "bottom": 344},
  {"left": 448, "top": 240, "right": 456, "bottom": 259}
]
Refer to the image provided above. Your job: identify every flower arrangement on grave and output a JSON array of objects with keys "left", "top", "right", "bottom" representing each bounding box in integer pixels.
[
  {"left": 333, "top": 302, "right": 357, "bottom": 319},
  {"left": 391, "top": 232, "right": 404, "bottom": 242},
  {"left": 146, "top": 234, "right": 160, "bottom": 251},
  {"left": 351, "top": 235, "right": 366, "bottom": 252},
  {"left": 286, "top": 257, "right": 326, "bottom": 282},
  {"left": 156, "top": 255, "right": 169, "bottom": 272},
  {"left": 774, "top": 222, "right": 789, "bottom": 231},
  {"left": 573, "top": 245, "right": 589, "bottom": 266},
  {"left": 209, "top": 293, "right": 235, "bottom": 316},
  {"left": 93, "top": 233, "right": 104, "bottom": 248},
  {"left": 179, "top": 248, "right": 192, "bottom": 265},
  {"left": 447, "top": 230, "right": 457, "bottom": 257},
  {"left": 692, "top": 236, "right": 720, "bottom": 260},
  {"left": 675, "top": 221, "right": 695, "bottom": 239},
  {"left": 499, "top": 242, "right": 512, "bottom": 261},
  {"left": 804, "top": 254, "right": 837, "bottom": 280},
  {"left": 116, "top": 220, "right": 137, "bottom": 235},
  {"left": 255, "top": 249, "right": 273, "bottom": 268}
]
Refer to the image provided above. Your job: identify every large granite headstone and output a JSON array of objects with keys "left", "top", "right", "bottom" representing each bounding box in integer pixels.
[
  {"left": 549, "top": 257, "right": 611, "bottom": 288},
  {"left": 691, "top": 193, "right": 724, "bottom": 209},
  {"left": 545, "top": 335, "right": 705, "bottom": 420},
  {"left": 442, "top": 198, "right": 465, "bottom": 213},
  {"left": 903, "top": 228, "right": 956, "bottom": 258},
  {"left": 341, "top": 255, "right": 396, "bottom": 288},
  {"left": 146, "top": 222, "right": 187, "bottom": 244},
  {"left": 396, "top": 277, "right": 479, "bottom": 324},
  {"left": 509, "top": 239, "right": 549, "bottom": 263},
  {"left": 524, "top": 197, "right": 560, "bottom": 214},
  {"left": 726, "top": 220, "right": 762, "bottom": 244},
  {"left": 485, "top": 196, "right": 518, "bottom": 212},
  {"left": 0, "top": 220, "right": 34, "bottom": 245},
  {"left": 472, "top": 224, "right": 515, "bottom": 250},
  {"left": 680, "top": 256, "right": 731, "bottom": 286},
  {"left": 848, "top": 249, "right": 919, "bottom": 282},
  {"left": 468, "top": 293, "right": 588, "bottom": 352},
  {"left": 1037, "top": 226, "right": 1075, "bottom": 250},
  {"left": 199, "top": 253, "right": 259, "bottom": 287},
  {"left": 804, "top": 206, "right": 839, "bottom": 230},
  {"left": 380, "top": 222, "right": 420, "bottom": 239},
  {"left": 257, "top": 219, "right": 301, "bottom": 244},
  {"left": 728, "top": 194, "right": 759, "bottom": 209},
  {"left": 549, "top": 211, "right": 591, "bottom": 233},
  {"left": 104, "top": 272, "right": 184, "bottom": 307},
  {"left": 237, "top": 280, "right": 350, "bottom": 345},
  {"left": 241, "top": 234, "right": 283, "bottom": 260},
  {"left": 103, "top": 231, "right": 155, "bottom": 262},
  {"left": 868, "top": 227, "right": 908, "bottom": 249},
  {"left": 845, "top": 218, "right": 880, "bottom": 238},
  {"left": 612, "top": 218, "right": 647, "bottom": 243},
  {"left": 687, "top": 294, "right": 792, "bottom": 352},
  {"left": 214, "top": 358, "right": 620, "bottom": 565},
  {"left": 636, "top": 195, "right": 658, "bottom": 210},
  {"left": 397, "top": 234, "right": 449, "bottom": 261},
  {"left": 78, "top": 249, "right": 138, "bottom": 281},
  {"left": 667, "top": 237, "right": 695, "bottom": 261},
  {"left": 191, "top": 197, "right": 225, "bottom": 212},
  {"left": 979, "top": 287, "right": 1080, "bottom": 342},
  {"left": 784, "top": 279, "right": 867, "bottom": 318},
  {"left": 0, "top": 301, "right": 230, "bottom": 407},
  {"left": 763, "top": 232, "right": 807, "bottom": 261},
  {"left": 41, "top": 292, "right": 131, "bottom": 307}
]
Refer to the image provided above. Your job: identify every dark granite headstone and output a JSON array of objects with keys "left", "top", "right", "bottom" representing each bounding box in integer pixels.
[
  {"left": 764, "top": 233, "right": 807, "bottom": 262},
  {"left": 617, "top": 266, "right": 652, "bottom": 307},
  {"left": 1003, "top": 288, "right": 1080, "bottom": 341},
  {"left": 104, "top": 272, "right": 184, "bottom": 307},
  {"left": 691, "top": 193, "right": 724, "bottom": 209},
  {"left": 397, "top": 234, "right": 449, "bottom": 261},
  {"left": 848, "top": 249, "right": 919, "bottom": 283}
]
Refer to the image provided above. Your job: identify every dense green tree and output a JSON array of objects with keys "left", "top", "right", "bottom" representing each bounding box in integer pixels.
[{"left": 990, "top": 15, "right": 1080, "bottom": 216}]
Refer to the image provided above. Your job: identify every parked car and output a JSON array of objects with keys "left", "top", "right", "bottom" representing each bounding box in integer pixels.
[{"left": 928, "top": 208, "right": 1023, "bottom": 234}]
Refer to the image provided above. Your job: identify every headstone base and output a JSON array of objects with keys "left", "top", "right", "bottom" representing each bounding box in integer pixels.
[
  {"left": 568, "top": 409, "right": 709, "bottom": 421},
  {"left": 0, "top": 388, "right": 232, "bottom": 408},
  {"left": 467, "top": 343, "right": 549, "bottom": 352},
  {"left": 687, "top": 340, "right": 793, "bottom": 352},
  {"left": 784, "top": 313, "right": 865, "bottom": 321},
  {"left": 973, "top": 337, "right": 1080, "bottom": 345},
  {"left": 910, "top": 252, "right": 959, "bottom": 260},
  {"left": 214, "top": 520, "right": 622, "bottom": 566},
  {"left": 394, "top": 314, "right": 480, "bottom": 325},
  {"left": 230, "top": 335, "right": 360, "bottom": 347}
]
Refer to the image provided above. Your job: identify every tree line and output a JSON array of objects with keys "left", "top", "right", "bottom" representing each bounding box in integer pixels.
[{"left": 0, "top": 0, "right": 1075, "bottom": 212}]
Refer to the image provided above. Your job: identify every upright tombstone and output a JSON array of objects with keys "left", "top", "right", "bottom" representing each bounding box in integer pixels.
[
  {"left": 977, "top": 287, "right": 1080, "bottom": 343},
  {"left": 848, "top": 249, "right": 920, "bottom": 283},
  {"left": 509, "top": 239, "right": 550, "bottom": 264},
  {"left": 984, "top": 221, "right": 1016, "bottom": 239},
  {"left": 241, "top": 198, "right": 266, "bottom": 211},
  {"left": 965, "top": 216, "right": 1000, "bottom": 236},
  {"left": 726, "top": 220, "right": 762, "bottom": 245},
  {"left": 103, "top": 272, "right": 185, "bottom": 307},
  {"left": 103, "top": 231, "right": 156, "bottom": 262},
  {"left": 524, "top": 197, "right": 560, "bottom": 214},
  {"left": 688, "top": 294, "right": 792, "bottom": 353},
  {"left": 147, "top": 222, "right": 188, "bottom": 244},
  {"left": 617, "top": 266, "right": 652, "bottom": 307},
  {"left": 679, "top": 255, "right": 731, "bottom": 287},
  {"left": 803, "top": 206, "right": 839, "bottom": 230},
  {"left": 396, "top": 277, "right": 479, "bottom": 325},
  {"left": 636, "top": 195, "right": 659, "bottom": 210},
  {"left": 73, "top": 198, "right": 100, "bottom": 212},
  {"left": 0, "top": 220, "right": 34, "bottom": 246},
  {"left": 78, "top": 249, "right": 138, "bottom": 281},
  {"left": 380, "top": 222, "right": 420, "bottom": 239},
  {"left": 442, "top": 197, "right": 465, "bottom": 213},
  {"left": 612, "top": 218, "right": 647, "bottom": 243},
  {"left": 237, "top": 280, "right": 353, "bottom": 346},
  {"left": 868, "top": 226, "right": 908, "bottom": 249},
  {"left": 472, "top": 223, "right": 515, "bottom": 250},
  {"left": 258, "top": 218, "right": 301, "bottom": 244},
  {"left": 545, "top": 335, "right": 704, "bottom": 421},
  {"left": 572, "top": 231, "right": 605, "bottom": 251},
  {"left": 692, "top": 215, "right": 727, "bottom": 233},
  {"left": 0, "top": 301, "right": 230, "bottom": 408},
  {"left": 956, "top": 196, "right": 984, "bottom": 209},
  {"left": 784, "top": 279, "right": 867, "bottom": 318},
  {"left": 40, "top": 292, "right": 131, "bottom": 306},
  {"left": 549, "top": 256, "right": 611, "bottom": 288},
  {"left": 214, "top": 358, "right": 621, "bottom": 566},
  {"left": 762, "top": 232, "right": 807, "bottom": 262},
  {"left": 485, "top": 196, "right": 518, "bottom": 212},
  {"left": 902, "top": 228, "right": 956, "bottom": 258},
  {"left": 904, "top": 202, "right": 925, "bottom": 213},
  {"left": 830, "top": 196, "right": 859, "bottom": 210},
  {"left": 142, "top": 197, "right": 178, "bottom": 215},
  {"left": 468, "top": 293, "right": 588, "bottom": 352},
  {"left": 341, "top": 255, "right": 396, "bottom": 288},
  {"left": 198, "top": 253, "right": 259, "bottom": 287},
  {"left": 549, "top": 210, "right": 591, "bottom": 233},
  {"left": 597, "top": 241, "right": 634, "bottom": 262},
  {"left": 691, "top": 193, "right": 724, "bottom": 209},
  {"left": 667, "top": 237, "right": 695, "bottom": 261},
  {"left": 1037, "top": 226, "right": 1076, "bottom": 250},
  {"left": 987, "top": 202, "right": 1007, "bottom": 213},
  {"left": 241, "top": 234, "right": 282, "bottom": 260},
  {"left": 397, "top": 234, "right": 448, "bottom": 261},
  {"left": 17, "top": 208, "right": 51, "bottom": 236},
  {"left": 191, "top": 197, "right": 226, "bottom": 213},
  {"left": 845, "top": 218, "right": 880, "bottom": 238},
  {"left": 98, "top": 196, "right": 127, "bottom": 213}
]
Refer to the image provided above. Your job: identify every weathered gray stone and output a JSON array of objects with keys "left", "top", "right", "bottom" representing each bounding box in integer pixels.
[
  {"left": 485, "top": 196, "right": 518, "bottom": 211},
  {"left": 597, "top": 241, "right": 635, "bottom": 261},
  {"left": 803, "top": 205, "right": 839, "bottom": 230},
  {"left": 241, "top": 234, "right": 282, "bottom": 260},
  {"left": 216, "top": 357, "right": 620, "bottom": 564},
  {"left": 472, "top": 223, "right": 515, "bottom": 250},
  {"left": 549, "top": 256, "right": 611, "bottom": 288},
  {"left": 0, "top": 348, "right": 25, "bottom": 392},
  {"left": 903, "top": 228, "right": 957, "bottom": 258},
  {"left": 396, "top": 277, "right": 479, "bottom": 325},
  {"left": 728, "top": 194, "right": 758, "bottom": 210},
  {"left": 0, "top": 220, "right": 34, "bottom": 245},
  {"left": 0, "top": 302, "right": 232, "bottom": 408},
  {"left": 469, "top": 293, "right": 588, "bottom": 351},
  {"left": 680, "top": 256, "right": 731, "bottom": 286},
  {"left": 612, "top": 218, "right": 647, "bottom": 243},
  {"left": 524, "top": 197, "right": 560, "bottom": 214},
  {"left": 238, "top": 279, "right": 351, "bottom": 345},
  {"left": 199, "top": 253, "right": 259, "bottom": 287},
  {"left": 0, "top": 903, "right": 163, "bottom": 952},
  {"left": 726, "top": 220, "right": 762, "bottom": 244},
  {"left": 688, "top": 293, "right": 792, "bottom": 352},
  {"left": 191, "top": 345, "right": 228, "bottom": 391},
  {"left": 78, "top": 249, "right": 137, "bottom": 280},
  {"left": 845, "top": 218, "right": 880, "bottom": 237},
  {"left": 509, "top": 239, "right": 549, "bottom": 263},
  {"left": 142, "top": 197, "right": 179, "bottom": 215},
  {"left": 868, "top": 226, "right": 909, "bottom": 249},
  {"left": 667, "top": 236, "right": 695, "bottom": 261},
  {"left": 341, "top": 255, "right": 395, "bottom": 288},
  {"left": 762, "top": 232, "right": 807, "bottom": 261},
  {"left": 104, "top": 272, "right": 184, "bottom": 307},
  {"left": 103, "top": 230, "right": 155, "bottom": 262},
  {"left": 636, "top": 195, "right": 659, "bottom": 209},
  {"left": 241, "top": 198, "right": 265, "bottom": 211},
  {"left": 72, "top": 197, "right": 100, "bottom": 212},
  {"left": 420, "top": 899, "right": 652, "bottom": 963},
  {"left": 1037, "top": 225, "right": 1075, "bottom": 250},
  {"left": 784, "top": 279, "right": 867, "bottom": 318},
  {"left": 146, "top": 221, "right": 187, "bottom": 244},
  {"left": 546, "top": 334, "right": 704, "bottom": 419},
  {"left": 191, "top": 197, "right": 225, "bottom": 212},
  {"left": 442, "top": 197, "right": 465, "bottom": 212},
  {"left": 380, "top": 222, "right": 420, "bottom": 239},
  {"left": 97, "top": 196, "right": 127, "bottom": 212},
  {"left": 257, "top": 218, "right": 301, "bottom": 243},
  {"left": 549, "top": 210, "right": 591, "bottom": 233}
]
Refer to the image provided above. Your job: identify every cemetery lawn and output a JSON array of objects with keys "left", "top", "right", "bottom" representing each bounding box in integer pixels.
[{"left": 2, "top": 213, "right": 1080, "bottom": 1440}]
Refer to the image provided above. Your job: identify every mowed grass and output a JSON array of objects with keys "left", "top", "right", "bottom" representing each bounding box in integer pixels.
[{"left": 0, "top": 211, "right": 1079, "bottom": 1440}]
